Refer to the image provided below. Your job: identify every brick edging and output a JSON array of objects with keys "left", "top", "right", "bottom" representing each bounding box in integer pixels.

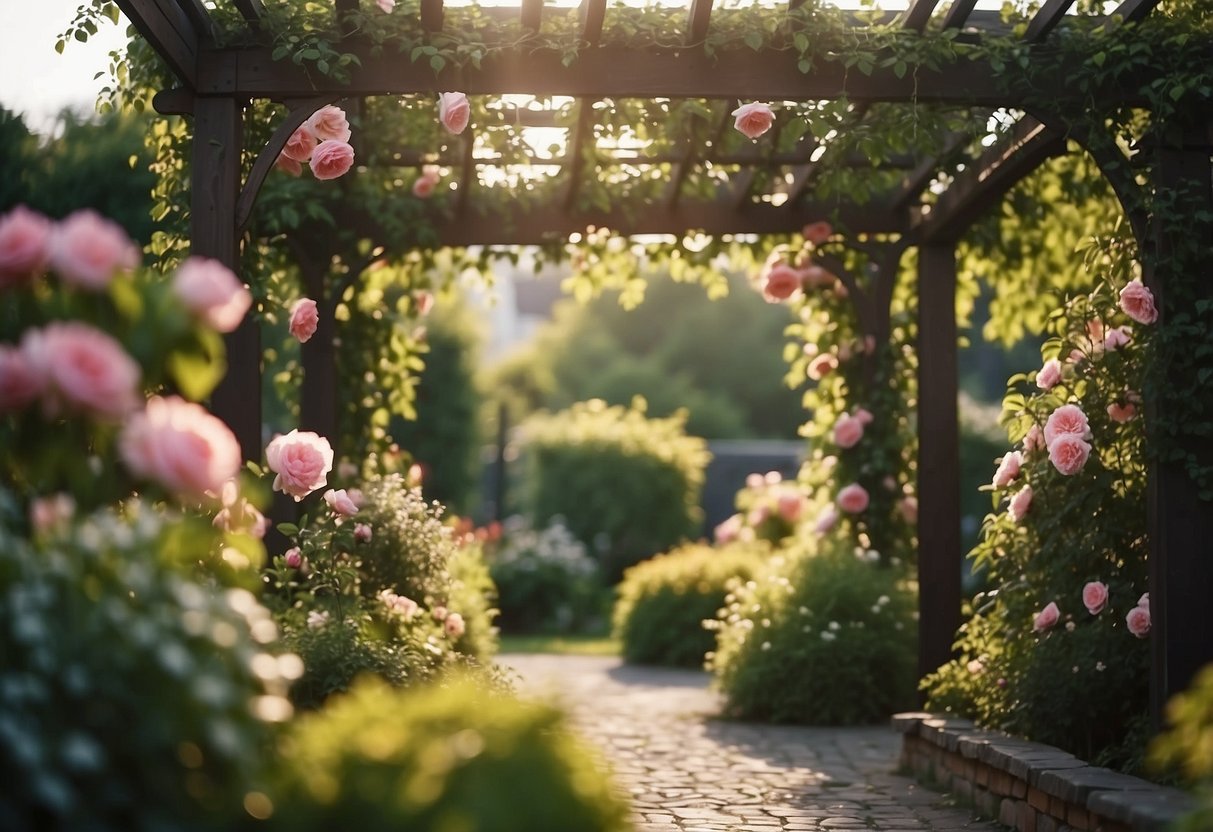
[{"left": 891, "top": 712, "right": 1196, "bottom": 832}]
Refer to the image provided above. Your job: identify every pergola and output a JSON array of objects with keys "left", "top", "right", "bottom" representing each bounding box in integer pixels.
[{"left": 112, "top": 0, "right": 1212, "bottom": 723}]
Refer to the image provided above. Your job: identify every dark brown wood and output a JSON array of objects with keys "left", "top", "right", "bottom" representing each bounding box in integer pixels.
[
  {"left": 152, "top": 87, "right": 195, "bottom": 115},
  {"left": 887, "top": 131, "right": 969, "bottom": 211},
  {"left": 298, "top": 251, "right": 339, "bottom": 446},
  {"left": 1024, "top": 0, "right": 1077, "bottom": 42},
  {"left": 114, "top": 0, "right": 199, "bottom": 87},
  {"left": 1147, "top": 119, "right": 1213, "bottom": 728},
  {"left": 191, "top": 96, "right": 259, "bottom": 461},
  {"left": 901, "top": 0, "right": 941, "bottom": 32},
  {"left": 916, "top": 243, "right": 963, "bottom": 682},
  {"left": 455, "top": 131, "right": 475, "bottom": 215},
  {"left": 686, "top": 0, "right": 713, "bottom": 44},
  {"left": 1108, "top": 0, "right": 1160, "bottom": 24},
  {"left": 563, "top": 99, "right": 596, "bottom": 211},
  {"left": 940, "top": 0, "right": 979, "bottom": 29},
  {"left": 666, "top": 104, "right": 731, "bottom": 209},
  {"left": 231, "top": 0, "right": 265, "bottom": 26},
  {"left": 421, "top": 0, "right": 444, "bottom": 31},
  {"left": 521, "top": 0, "right": 543, "bottom": 32},
  {"left": 580, "top": 0, "right": 606, "bottom": 45},
  {"left": 172, "top": 0, "right": 215, "bottom": 43}
]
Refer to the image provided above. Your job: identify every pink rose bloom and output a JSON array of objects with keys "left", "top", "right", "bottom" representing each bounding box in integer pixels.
[
  {"left": 310, "top": 140, "right": 355, "bottom": 180},
  {"left": 1082, "top": 581, "right": 1109, "bottom": 615},
  {"left": 413, "top": 174, "right": 438, "bottom": 199},
  {"left": 1036, "top": 358, "right": 1062, "bottom": 390},
  {"left": 814, "top": 504, "right": 839, "bottom": 534},
  {"left": 377, "top": 0, "right": 395, "bottom": 10},
  {"left": 289, "top": 297, "right": 320, "bottom": 343},
  {"left": 414, "top": 290, "right": 435, "bottom": 316},
  {"left": 275, "top": 154, "right": 302, "bottom": 176},
  {"left": 833, "top": 414, "right": 864, "bottom": 449},
  {"left": 776, "top": 489, "right": 804, "bottom": 523},
  {"left": 1126, "top": 605, "right": 1150, "bottom": 638},
  {"left": 1049, "top": 435, "right": 1091, "bottom": 476},
  {"left": 807, "top": 352, "right": 837, "bottom": 381},
  {"left": 0, "top": 205, "right": 53, "bottom": 285},
  {"left": 324, "top": 488, "right": 359, "bottom": 517},
  {"left": 802, "top": 221, "right": 832, "bottom": 245},
  {"left": 801, "top": 265, "right": 834, "bottom": 288},
  {"left": 284, "top": 548, "right": 303, "bottom": 569},
  {"left": 898, "top": 496, "right": 918, "bottom": 524},
  {"left": 29, "top": 494, "right": 76, "bottom": 534},
  {"left": 21, "top": 322, "right": 140, "bottom": 419},
  {"left": 172, "top": 257, "right": 252, "bottom": 333},
  {"left": 715, "top": 513, "right": 742, "bottom": 544},
  {"left": 444, "top": 612, "right": 465, "bottom": 638},
  {"left": 432, "top": 605, "right": 448, "bottom": 622},
  {"left": 731, "top": 102, "right": 775, "bottom": 140},
  {"left": 212, "top": 481, "right": 268, "bottom": 539},
  {"left": 762, "top": 262, "right": 802, "bottom": 302},
  {"left": 1138, "top": 592, "right": 1149, "bottom": 610},
  {"left": 1032, "top": 601, "right": 1060, "bottom": 632},
  {"left": 438, "top": 92, "right": 471, "bottom": 134},
  {"left": 1119, "top": 280, "right": 1157, "bottom": 325},
  {"left": 992, "top": 451, "right": 1022, "bottom": 488},
  {"left": 747, "top": 504, "right": 771, "bottom": 527},
  {"left": 1103, "top": 326, "right": 1132, "bottom": 351},
  {"left": 265, "top": 429, "right": 334, "bottom": 501},
  {"left": 282, "top": 124, "right": 318, "bottom": 163},
  {"left": 1108, "top": 401, "right": 1137, "bottom": 423},
  {"left": 1023, "top": 424, "right": 1045, "bottom": 454},
  {"left": 49, "top": 209, "right": 140, "bottom": 290},
  {"left": 305, "top": 105, "right": 351, "bottom": 143},
  {"left": 0, "top": 345, "right": 43, "bottom": 412},
  {"left": 1044, "top": 404, "right": 1091, "bottom": 447},
  {"left": 354, "top": 523, "right": 373, "bottom": 543},
  {"left": 120, "top": 396, "right": 242, "bottom": 498},
  {"left": 1008, "top": 485, "right": 1033, "bottom": 522},
  {"left": 854, "top": 408, "right": 874, "bottom": 425},
  {"left": 837, "top": 483, "right": 870, "bottom": 514}
]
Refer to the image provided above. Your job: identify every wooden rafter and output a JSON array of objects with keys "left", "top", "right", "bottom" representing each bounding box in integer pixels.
[
  {"left": 940, "top": 0, "right": 978, "bottom": 30},
  {"left": 521, "top": 0, "right": 543, "bottom": 31},
  {"left": 900, "top": 0, "right": 941, "bottom": 32},
  {"left": 686, "top": 0, "right": 713, "bottom": 44},
  {"left": 231, "top": 0, "right": 265, "bottom": 26},
  {"left": 173, "top": 0, "right": 216, "bottom": 43},
  {"left": 1024, "top": 0, "right": 1077, "bottom": 42},
  {"left": 580, "top": 0, "right": 606, "bottom": 45},
  {"left": 455, "top": 131, "right": 476, "bottom": 215},
  {"left": 886, "top": 130, "right": 969, "bottom": 211},
  {"left": 113, "top": 0, "right": 200, "bottom": 87},
  {"left": 1109, "top": 0, "right": 1161, "bottom": 24},
  {"left": 421, "top": 0, "right": 445, "bottom": 31}
]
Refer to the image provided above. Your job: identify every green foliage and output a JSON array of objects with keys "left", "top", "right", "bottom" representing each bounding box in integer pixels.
[
  {"left": 446, "top": 539, "right": 500, "bottom": 660},
  {"left": 488, "top": 516, "right": 604, "bottom": 635},
  {"left": 520, "top": 398, "right": 711, "bottom": 580},
  {"left": 709, "top": 541, "right": 918, "bottom": 725},
  {"left": 613, "top": 541, "right": 769, "bottom": 668},
  {"left": 354, "top": 473, "right": 455, "bottom": 603},
  {"left": 266, "top": 675, "right": 631, "bottom": 832},
  {"left": 0, "top": 502, "right": 286, "bottom": 832},
  {"left": 1150, "top": 663, "right": 1213, "bottom": 831}
]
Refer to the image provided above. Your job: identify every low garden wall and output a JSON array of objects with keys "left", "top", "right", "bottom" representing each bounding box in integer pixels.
[{"left": 893, "top": 713, "right": 1196, "bottom": 832}]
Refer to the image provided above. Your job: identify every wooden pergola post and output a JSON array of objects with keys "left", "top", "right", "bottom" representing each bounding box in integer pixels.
[{"left": 915, "top": 244, "right": 963, "bottom": 679}]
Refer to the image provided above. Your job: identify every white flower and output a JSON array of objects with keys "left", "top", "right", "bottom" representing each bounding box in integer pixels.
[
  {"left": 828, "top": 620, "right": 840, "bottom": 632},
  {"left": 306, "top": 610, "right": 330, "bottom": 630},
  {"left": 820, "top": 631, "right": 837, "bottom": 642}
]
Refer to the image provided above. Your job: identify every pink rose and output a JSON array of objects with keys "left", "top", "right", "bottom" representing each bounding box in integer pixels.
[
  {"left": 414, "top": 290, "right": 435, "bottom": 316},
  {"left": 289, "top": 298, "right": 320, "bottom": 343},
  {"left": 814, "top": 504, "right": 839, "bottom": 534},
  {"left": 377, "top": 0, "right": 395, "bottom": 10},
  {"left": 762, "top": 262, "right": 802, "bottom": 302},
  {"left": 1119, "top": 280, "right": 1157, "bottom": 325},
  {"left": 1044, "top": 404, "right": 1091, "bottom": 447},
  {"left": 1082, "top": 581, "right": 1109, "bottom": 615},
  {"left": 305, "top": 105, "right": 351, "bottom": 143},
  {"left": 1048, "top": 434, "right": 1091, "bottom": 476},
  {"left": 1138, "top": 592, "right": 1149, "bottom": 610},
  {"left": 282, "top": 124, "right": 318, "bottom": 163},
  {"left": 438, "top": 92, "right": 471, "bottom": 135},
  {"left": 1023, "top": 424, "right": 1045, "bottom": 454},
  {"left": 212, "top": 481, "right": 268, "bottom": 539},
  {"left": 20, "top": 322, "right": 140, "bottom": 419},
  {"left": 1103, "top": 326, "right": 1132, "bottom": 351},
  {"left": 309, "top": 140, "right": 355, "bottom": 180},
  {"left": 444, "top": 612, "right": 465, "bottom": 638},
  {"left": 731, "top": 102, "right": 775, "bottom": 140},
  {"left": 833, "top": 414, "right": 864, "bottom": 449},
  {"left": 120, "top": 396, "right": 242, "bottom": 498},
  {"left": 837, "top": 483, "right": 869, "bottom": 514},
  {"left": 354, "top": 523, "right": 373, "bottom": 543},
  {"left": 897, "top": 496, "right": 918, "bottom": 524},
  {"left": 802, "top": 221, "right": 832, "bottom": 245},
  {"left": 807, "top": 352, "right": 837, "bottom": 381},
  {"left": 413, "top": 174, "right": 438, "bottom": 199},
  {"left": 49, "top": 209, "right": 140, "bottom": 290},
  {"left": 776, "top": 489, "right": 804, "bottom": 523},
  {"left": 324, "top": 488, "right": 359, "bottom": 517},
  {"left": 172, "top": 257, "right": 252, "bottom": 333},
  {"left": 432, "top": 605, "right": 448, "bottom": 621},
  {"left": 265, "top": 429, "right": 334, "bottom": 501},
  {"left": 801, "top": 265, "right": 834, "bottom": 288},
  {"left": 1036, "top": 358, "right": 1062, "bottom": 390},
  {"left": 1032, "top": 601, "right": 1060, "bottom": 632},
  {"left": 747, "top": 504, "right": 771, "bottom": 527},
  {"left": 275, "top": 154, "right": 302, "bottom": 176},
  {"left": 284, "top": 548, "right": 303, "bottom": 569},
  {"left": 0, "top": 205, "right": 53, "bottom": 285},
  {"left": 1108, "top": 401, "right": 1137, "bottom": 423},
  {"left": 1126, "top": 604, "right": 1151, "bottom": 638},
  {"left": 854, "top": 408, "right": 874, "bottom": 425},
  {"left": 0, "top": 345, "right": 43, "bottom": 412},
  {"left": 30, "top": 494, "right": 75, "bottom": 534},
  {"left": 715, "top": 513, "right": 742, "bottom": 544},
  {"left": 992, "top": 451, "right": 1022, "bottom": 488},
  {"left": 1008, "top": 485, "right": 1033, "bottom": 522}
]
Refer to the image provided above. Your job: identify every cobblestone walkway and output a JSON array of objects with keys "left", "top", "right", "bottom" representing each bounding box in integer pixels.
[{"left": 500, "top": 654, "right": 1005, "bottom": 832}]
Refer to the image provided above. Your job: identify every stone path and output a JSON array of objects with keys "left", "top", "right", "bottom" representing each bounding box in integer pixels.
[{"left": 499, "top": 654, "right": 1006, "bottom": 832}]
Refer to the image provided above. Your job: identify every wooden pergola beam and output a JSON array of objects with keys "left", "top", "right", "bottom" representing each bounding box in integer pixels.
[
  {"left": 562, "top": 99, "right": 596, "bottom": 211},
  {"left": 1024, "top": 0, "right": 1077, "bottom": 42},
  {"left": 900, "top": 0, "right": 942, "bottom": 32},
  {"left": 521, "top": 0, "right": 543, "bottom": 32},
  {"left": 1109, "top": 0, "right": 1161, "bottom": 24},
  {"left": 686, "top": 0, "right": 713, "bottom": 44},
  {"left": 940, "top": 0, "right": 978, "bottom": 30},
  {"left": 231, "top": 0, "right": 265, "bottom": 26},
  {"left": 580, "top": 0, "right": 606, "bottom": 45},
  {"left": 421, "top": 0, "right": 444, "bottom": 32},
  {"left": 886, "top": 130, "right": 970, "bottom": 211},
  {"left": 114, "top": 0, "right": 200, "bottom": 87}
]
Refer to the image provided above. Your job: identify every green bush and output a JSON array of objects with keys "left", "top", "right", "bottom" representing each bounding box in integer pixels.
[
  {"left": 266, "top": 675, "right": 631, "bottom": 832},
  {"left": 520, "top": 398, "right": 710, "bottom": 580},
  {"left": 613, "top": 541, "right": 769, "bottom": 667},
  {"left": 489, "top": 516, "right": 604, "bottom": 634},
  {"left": 446, "top": 539, "right": 500, "bottom": 660},
  {"left": 1151, "top": 663, "right": 1213, "bottom": 831},
  {"left": 0, "top": 503, "right": 286, "bottom": 832},
  {"left": 354, "top": 473, "right": 454, "bottom": 602},
  {"left": 709, "top": 541, "right": 917, "bottom": 724}
]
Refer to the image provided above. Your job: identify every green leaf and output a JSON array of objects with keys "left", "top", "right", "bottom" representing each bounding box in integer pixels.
[
  {"left": 276, "top": 523, "right": 300, "bottom": 536},
  {"left": 744, "top": 31, "right": 763, "bottom": 51},
  {"left": 430, "top": 54, "right": 445, "bottom": 73},
  {"left": 166, "top": 330, "right": 226, "bottom": 401}
]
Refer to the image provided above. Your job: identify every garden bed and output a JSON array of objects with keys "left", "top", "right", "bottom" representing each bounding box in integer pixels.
[{"left": 893, "top": 713, "right": 1196, "bottom": 832}]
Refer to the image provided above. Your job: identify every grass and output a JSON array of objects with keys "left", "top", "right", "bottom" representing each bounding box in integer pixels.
[{"left": 498, "top": 633, "right": 622, "bottom": 656}]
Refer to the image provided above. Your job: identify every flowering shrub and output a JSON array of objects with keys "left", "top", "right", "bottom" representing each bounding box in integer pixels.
[
  {"left": 520, "top": 398, "right": 710, "bottom": 580},
  {"left": 715, "top": 471, "right": 807, "bottom": 546},
  {"left": 353, "top": 472, "right": 456, "bottom": 602},
  {"left": 489, "top": 515, "right": 604, "bottom": 634},
  {"left": 922, "top": 281, "right": 1152, "bottom": 770},
  {"left": 613, "top": 541, "right": 770, "bottom": 668},
  {"left": 709, "top": 540, "right": 917, "bottom": 724}
]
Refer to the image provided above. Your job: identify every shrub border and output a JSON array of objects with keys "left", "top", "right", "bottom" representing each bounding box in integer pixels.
[{"left": 891, "top": 713, "right": 1194, "bottom": 832}]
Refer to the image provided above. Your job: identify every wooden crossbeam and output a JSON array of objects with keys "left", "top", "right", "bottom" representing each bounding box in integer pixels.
[
  {"left": 114, "top": 0, "right": 199, "bottom": 87},
  {"left": 686, "top": 0, "right": 713, "bottom": 44},
  {"left": 173, "top": 0, "right": 216, "bottom": 43},
  {"left": 1108, "top": 0, "right": 1160, "bottom": 24},
  {"left": 421, "top": 0, "right": 444, "bottom": 31},
  {"left": 1024, "top": 0, "right": 1077, "bottom": 42},
  {"left": 580, "top": 0, "right": 606, "bottom": 45},
  {"left": 521, "top": 0, "right": 543, "bottom": 32},
  {"left": 374, "top": 146, "right": 914, "bottom": 169},
  {"left": 940, "top": 0, "right": 978, "bottom": 29},
  {"left": 900, "top": 0, "right": 941, "bottom": 32}
]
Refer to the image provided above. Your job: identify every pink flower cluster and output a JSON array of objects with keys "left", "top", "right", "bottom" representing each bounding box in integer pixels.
[
  {"left": 379, "top": 589, "right": 419, "bottom": 619},
  {"left": 277, "top": 105, "right": 356, "bottom": 180},
  {"left": 1044, "top": 404, "right": 1092, "bottom": 476},
  {"left": 0, "top": 206, "right": 139, "bottom": 290},
  {"left": 833, "top": 409, "right": 873, "bottom": 449},
  {"left": 413, "top": 165, "right": 442, "bottom": 199},
  {"left": 1126, "top": 593, "right": 1150, "bottom": 638}
]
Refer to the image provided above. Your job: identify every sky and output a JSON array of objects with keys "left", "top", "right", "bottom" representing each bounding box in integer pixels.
[{"left": 0, "top": 0, "right": 130, "bottom": 134}]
